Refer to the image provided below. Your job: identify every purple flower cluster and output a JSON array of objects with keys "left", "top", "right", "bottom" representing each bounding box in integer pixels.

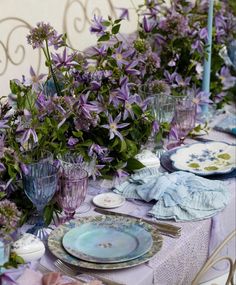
[
  {"left": 0, "top": 199, "right": 21, "bottom": 235},
  {"left": 137, "top": 0, "right": 236, "bottom": 105},
  {"left": 0, "top": 0, "right": 235, "bottom": 198}
]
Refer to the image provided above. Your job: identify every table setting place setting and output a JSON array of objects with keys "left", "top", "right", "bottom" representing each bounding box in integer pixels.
[{"left": 0, "top": 115, "right": 235, "bottom": 285}]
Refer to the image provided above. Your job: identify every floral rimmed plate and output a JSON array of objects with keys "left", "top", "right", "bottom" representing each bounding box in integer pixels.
[
  {"left": 92, "top": 192, "right": 125, "bottom": 209},
  {"left": 170, "top": 142, "right": 236, "bottom": 176},
  {"left": 62, "top": 219, "right": 152, "bottom": 263},
  {"left": 48, "top": 215, "right": 163, "bottom": 270}
]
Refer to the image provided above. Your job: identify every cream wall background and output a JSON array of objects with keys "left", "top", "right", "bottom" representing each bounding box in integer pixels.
[{"left": 0, "top": 0, "right": 143, "bottom": 98}]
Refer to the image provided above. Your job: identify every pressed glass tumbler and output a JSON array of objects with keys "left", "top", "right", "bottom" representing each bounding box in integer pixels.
[{"left": 57, "top": 168, "right": 88, "bottom": 222}]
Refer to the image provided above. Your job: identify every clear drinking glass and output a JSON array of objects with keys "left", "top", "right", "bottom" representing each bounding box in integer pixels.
[
  {"left": 153, "top": 93, "right": 176, "bottom": 156},
  {"left": 20, "top": 149, "right": 53, "bottom": 164},
  {"left": 139, "top": 84, "right": 176, "bottom": 156},
  {"left": 57, "top": 168, "right": 88, "bottom": 223},
  {"left": 57, "top": 152, "right": 96, "bottom": 178},
  {"left": 22, "top": 162, "right": 59, "bottom": 240}
]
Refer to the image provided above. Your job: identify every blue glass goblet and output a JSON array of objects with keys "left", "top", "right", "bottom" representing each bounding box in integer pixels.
[{"left": 22, "top": 162, "right": 59, "bottom": 241}]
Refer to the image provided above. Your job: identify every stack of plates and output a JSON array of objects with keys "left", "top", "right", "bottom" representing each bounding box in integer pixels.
[{"left": 48, "top": 215, "right": 163, "bottom": 270}]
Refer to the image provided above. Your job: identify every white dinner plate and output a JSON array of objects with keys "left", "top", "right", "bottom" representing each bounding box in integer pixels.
[
  {"left": 93, "top": 192, "right": 126, "bottom": 208},
  {"left": 170, "top": 141, "right": 236, "bottom": 176}
]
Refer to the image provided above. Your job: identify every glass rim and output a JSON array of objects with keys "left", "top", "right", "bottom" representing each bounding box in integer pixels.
[
  {"left": 60, "top": 168, "right": 88, "bottom": 181},
  {"left": 22, "top": 162, "right": 59, "bottom": 179},
  {"left": 20, "top": 149, "right": 53, "bottom": 156}
]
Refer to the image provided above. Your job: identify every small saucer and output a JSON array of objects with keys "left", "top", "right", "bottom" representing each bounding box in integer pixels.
[{"left": 93, "top": 193, "right": 126, "bottom": 209}]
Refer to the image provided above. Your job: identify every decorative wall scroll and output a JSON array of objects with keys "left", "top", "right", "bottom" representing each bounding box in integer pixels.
[
  {"left": 0, "top": 17, "right": 42, "bottom": 77},
  {"left": 62, "top": 0, "right": 117, "bottom": 50},
  {"left": 0, "top": 0, "right": 138, "bottom": 95}
]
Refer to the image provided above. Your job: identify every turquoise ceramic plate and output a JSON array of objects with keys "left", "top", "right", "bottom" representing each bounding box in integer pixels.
[
  {"left": 62, "top": 220, "right": 153, "bottom": 263},
  {"left": 170, "top": 142, "right": 236, "bottom": 176},
  {"left": 48, "top": 215, "right": 163, "bottom": 270}
]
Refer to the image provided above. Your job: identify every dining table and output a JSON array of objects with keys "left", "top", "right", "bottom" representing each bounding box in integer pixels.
[{"left": 10, "top": 107, "right": 236, "bottom": 285}]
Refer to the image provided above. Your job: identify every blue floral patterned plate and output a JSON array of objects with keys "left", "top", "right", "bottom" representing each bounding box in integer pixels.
[
  {"left": 62, "top": 219, "right": 152, "bottom": 263},
  {"left": 170, "top": 142, "right": 236, "bottom": 176}
]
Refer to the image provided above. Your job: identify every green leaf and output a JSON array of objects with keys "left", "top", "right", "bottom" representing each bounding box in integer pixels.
[
  {"left": 120, "top": 139, "right": 127, "bottom": 152},
  {"left": 102, "top": 20, "right": 111, "bottom": 27},
  {"left": 0, "top": 191, "right": 7, "bottom": 200},
  {"left": 114, "top": 19, "right": 122, "bottom": 24},
  {"left": 98, "top": 33, "right": 110, "bottom": 42},
  {"left": 126, "top": 158, "right": 144, "bottom": 171},
  {"left": 44, "top": 204, "right": 54, "bottom": 226},
  {"left": 112, "top": 24, "right": 120, "bottom": 35},
  {"left": 72, "top": 130, "right": 83, "bottom": 138}
]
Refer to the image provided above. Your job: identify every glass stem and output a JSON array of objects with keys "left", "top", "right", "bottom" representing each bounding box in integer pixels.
[{"left": 36, "top": 207, "right": 45, "bottom": 227}]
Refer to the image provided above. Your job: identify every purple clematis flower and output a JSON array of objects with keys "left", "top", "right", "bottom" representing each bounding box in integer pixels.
[
  {"left": 199, "top": 27, "right": 208, "bottom": 40},
  {"left": 51, "top": 48, "right": 76, "bottom": 68},
  {"left": 125, "top": 61, "right": 140, "bottom": 75},
  {"left": 164, "top": 71, "right": 177, "bottom": 84},
  {"left": 20, "top": 129, "right": 38, "bottom": 145},
  {"left": 118, "top": 8, "right": 129, "bottom": 20},
  {"left": 91, "top": 45, "right": 107, "bottom": 57},
  {"left": 76, "top": 92, "right": 103, "bottom": 119},
  {"left": 0, "top": 120, "right": 10, "bottom": 129},
  {"left": 151, "top": 120, "right": 159, "bottom": 136},
  {"left": 111, "top": 44, "right": 135, "bottom": 68},
  {"left": 217, "top": 66, "right": 236, "bottom": 90},
  {"left": 67, "top": 137, "right": 79, "bottom": 146},
  {"left": 169, "top": 126, "right": 179, "bottom": 141},
  {"left": 143, "top": 16, "right": 156, "bottom": 33},
  {"left": 174, "top": 74, "right": 191, "bottom": 87},
  {"left": 0, "top": 162, "right": 6, "bottom": 172},
  {"left": 90, "top": 15, "right": 106, "bottom": 36},
  {"left": 191, "top": 39, "right": 204, "bottom": 53},
  {"left": 116, "top": 80, "right": 137, "bottom": 120},
  {"left": 23, "top": 66, "right": 45, "bottom": 92},
  {"left": 189, "top": 87, "right": 212, "bottom": 113},
  {"left": 101, "top": 113, "right": 129, "bottom": 141}
]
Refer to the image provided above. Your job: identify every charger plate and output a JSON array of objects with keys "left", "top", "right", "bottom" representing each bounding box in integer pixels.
[
  {"left": 62, "top": 218, "right": 152, "bottom": 263},
  {"left": 48, "top": 215, "right": 163, "bottom": 270},
  {"left": 170, "top": 142, "right": 236, "bottom": 176}
]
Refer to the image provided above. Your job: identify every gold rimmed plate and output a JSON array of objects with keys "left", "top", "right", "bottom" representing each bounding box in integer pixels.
[{"left": 48, "top": 215, "right": 163, "bottom": 270}]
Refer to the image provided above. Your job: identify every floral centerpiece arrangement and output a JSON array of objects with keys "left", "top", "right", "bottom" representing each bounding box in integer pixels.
[{"left": 0, "top": 0, "right": 235, "bottom": 226}]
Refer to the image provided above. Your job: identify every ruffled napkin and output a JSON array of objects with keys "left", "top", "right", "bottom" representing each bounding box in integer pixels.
[
  {"left": 16, "top": 268, "right": 103, "bottom": 285},
  {"left": 214, "top": 114, "right": 236, "bottom": 136},
  {"left": 113, "top": 168, "right": 230, "bottom": 221}
]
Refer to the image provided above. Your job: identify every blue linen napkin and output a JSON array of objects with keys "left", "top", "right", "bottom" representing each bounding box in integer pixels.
[
  {"left": 113, "top": 168, "right": 229, "bottom": 221},
  {"left": 214, "top": 114, "right": 236, "bottom": 136}
]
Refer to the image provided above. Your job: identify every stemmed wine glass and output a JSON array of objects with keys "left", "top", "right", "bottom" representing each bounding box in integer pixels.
[
  {"left": 56, "top": 168, "right": 88, "bottom": 223},
  {"left": 22, "top": 161, "right": 59, "bottom": 240},
  {"left": 57, "top": 152, "right": 95, "bottom": 213},
  {"left": 152, "top": 93, "right": 176, "bottom": 157},
  {"left": 139, "top": 83, "right": 176, "bottom": 156},
  {"left": 167, "top": 96, "right": 196, "bottom": 149},
  {"left": 20, "top": 149, "right": 54, "bottom": 225}
]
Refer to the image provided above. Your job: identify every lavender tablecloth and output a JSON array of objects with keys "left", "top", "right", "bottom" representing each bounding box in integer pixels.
[{"left": 40, "top": 110, "right": 236, "bottom": 285}]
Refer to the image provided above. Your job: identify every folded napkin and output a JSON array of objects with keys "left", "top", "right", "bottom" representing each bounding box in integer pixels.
[
  {"left": 15, "top": 268, "right": 103, "bottom": 285},
  {"left": 214, "top": 114, "right": 236, "bottom": 136},
  {"left": 113, "top": 168, "right": 230, "bottom": 221}
]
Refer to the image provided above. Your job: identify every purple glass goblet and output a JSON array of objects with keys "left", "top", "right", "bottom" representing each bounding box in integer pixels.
[
  {"left": 57, "top": 168, "right": 88, "bottom": 223},
  {"left": 168, "top": 96, "right": 196, "bottom": 149}
]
